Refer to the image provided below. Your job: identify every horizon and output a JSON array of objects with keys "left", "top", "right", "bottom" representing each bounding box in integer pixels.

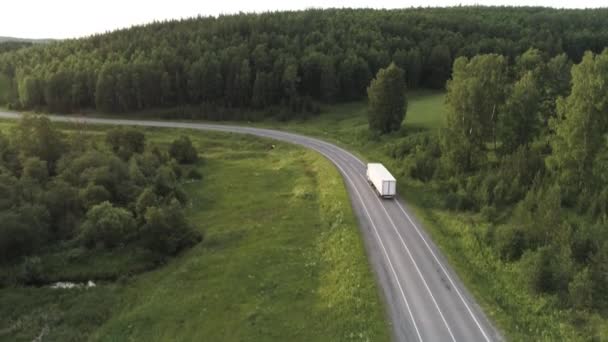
[{"left": 1, "top": 2, "right": 607, "bottom": 40}]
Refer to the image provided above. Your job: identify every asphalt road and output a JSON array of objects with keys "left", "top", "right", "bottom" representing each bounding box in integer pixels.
[{"left": 0, "top": 112, "right": 502, "bottom": 342}]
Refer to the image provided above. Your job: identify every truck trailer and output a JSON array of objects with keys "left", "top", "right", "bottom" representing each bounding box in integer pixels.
[{"left": 366, "top": 163, "right": 396, "bottom": 198}]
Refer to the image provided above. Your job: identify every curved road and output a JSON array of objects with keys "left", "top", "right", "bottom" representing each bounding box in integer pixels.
[{"left": 0, "top": 112, "right": 502, "bottom": 342}]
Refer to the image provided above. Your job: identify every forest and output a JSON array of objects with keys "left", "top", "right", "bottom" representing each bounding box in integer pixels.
[
  {"left": 0, "top": 115, "right": 202, "bottom": 286},
  {"left": 0, "top": 7, "right": 608, "bottom": 118}
]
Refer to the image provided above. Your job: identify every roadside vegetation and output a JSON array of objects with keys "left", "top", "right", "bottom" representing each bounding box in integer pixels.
[
  {"left": 0, "top": 115, "right": 202, "bottom": 286},
  {"left": 0, "top": 119, "right": 388, "bottom": 341},
  {"left": 262, "top": 49, "right": 608, "bottom": 341}
]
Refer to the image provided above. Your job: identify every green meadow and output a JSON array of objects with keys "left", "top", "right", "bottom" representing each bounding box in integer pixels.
[{"left": 0, "top": 123, "right": 389, "bottom": 342}]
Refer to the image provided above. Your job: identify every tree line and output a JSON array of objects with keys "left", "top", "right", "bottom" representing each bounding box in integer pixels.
[
  {"left": 1, "top": 7, "right": 608, "bottom": 118},
  {"left": 0, "top": 116, "right": 203, "bottom": 285}
]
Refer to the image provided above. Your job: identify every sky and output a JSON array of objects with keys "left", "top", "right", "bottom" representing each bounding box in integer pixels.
[{"left": 1, "top": 0, "right": 606, "bottom": 39}]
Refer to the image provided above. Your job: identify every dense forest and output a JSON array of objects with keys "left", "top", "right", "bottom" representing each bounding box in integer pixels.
[
  {"left": 1, "top": 7, "right": 608, "bottom": 118},
  {"left": 0, "top": 116, "right": 202, "bottom": 285}
]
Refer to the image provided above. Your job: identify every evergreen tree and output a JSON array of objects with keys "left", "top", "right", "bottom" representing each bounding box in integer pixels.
[
  {"left": 425, "top": 45, "right": 452, "bottom": 89},
  {"left": 95, "top": 65, "right": 116, "bottom": 112}
]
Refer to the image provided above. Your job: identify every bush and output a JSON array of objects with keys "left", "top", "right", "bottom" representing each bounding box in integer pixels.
[
  {"left": 169, "top": 136, "right": 199, "bottom": 164},
  {"left": 409, "top": 148, "right": 438, "bottom": 182},
  {"left": 21, "top": 157, "right": 48, "bottom": 183},
  {"left": 521, "top": 244, "right": 573, "bottom": 294},
  {"left": 387, "top": 132, "right": 434, "bottom": 160},
  {"left": 79, "top": 183, "right": 111, "bottom": 210},
  {"left": 569, "top": 268, "right": 593, "bottom": 310},
  {"left": 493, "top": 224, "right": 526, "bottom": 261},
  {"left": 0, "top": 210, "right": 43, "bottom": 262},
  {"left": 154, "top": 165, "right": 178, "bottom": 196},
  {"left": 187, "top": 168, "right": 203, "bottom": 180},
  {"left": 443, "top": 191, "right": 474, "bottom": 211},
  {"left": 520, "top": 247, "right": 553, "bottom": 293},
  {"left": 80, "top": 201, "right": 137, "bottom": 249},
  {"left": 571, "top": 222, "right": 603, "bottom": 264},
  {"left": 106, "top": 128, "right": 146, "bottom": 160},
  {"left": 480, "top": 205, "right": 498, "bottom": 222},
  {"left": 590, "top": 242, "right": 608, "bottom": 309},
  {"left": 141, "top": 201, "right": 202, "bottom": 256},
  {"left": 17, "top": 257, "right": 46, "bottom": 285},
  {"left": 135, "top": 187, "right": 158, "bottom": 218},
  {"left": 45, "top": 179, "right": 81, "bottom": 238}
]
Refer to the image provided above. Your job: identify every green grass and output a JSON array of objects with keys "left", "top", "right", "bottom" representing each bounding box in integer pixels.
[
  {"left": 0, "top": 124, "right": 389, "bottom": 341},
  {"left": 259, "top": 90, "right": 444, "bottom": 147}
]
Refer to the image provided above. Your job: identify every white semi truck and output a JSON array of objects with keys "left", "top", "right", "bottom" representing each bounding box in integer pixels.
[{"left": 366, "top": 163, "right": 396, "bottom": 198}]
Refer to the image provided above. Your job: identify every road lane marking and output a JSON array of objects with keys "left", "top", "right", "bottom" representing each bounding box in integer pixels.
[
  {"left": 315, "top": 149, "right": 424, "bottom": 342},
  {"left": 394, "top": 201, "right": 492, "bottom": 342},
  {"left": 314, "top": 143, "right": 456, "bottom": 341},
  {"left": 342, "top": 165, "right": 457, "bottom": 342},
  {"left": 320, "top": 141, "right": 492, "bottom": 342}
]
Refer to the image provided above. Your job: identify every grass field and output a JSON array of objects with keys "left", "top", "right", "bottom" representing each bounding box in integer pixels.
[
  {"left": 0, "top": 123, "right": 389, "bottom": 341},
  {"left": 260, "top": 90, "right": 445, "bottom": 151}
]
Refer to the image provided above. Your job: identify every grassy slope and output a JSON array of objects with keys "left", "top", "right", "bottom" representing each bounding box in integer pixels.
[
  {"left": 254, "top": 91, "right": 607, "bottom": 341},
  {"left": 0, "top": 124, "right": 389, "bottom": 341}
]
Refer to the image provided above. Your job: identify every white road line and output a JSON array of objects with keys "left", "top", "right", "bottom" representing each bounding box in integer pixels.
[
  {"left": 320, "top": 141, "right": 492, "bottom": 342},
  {"left": 394, "top": 201, "right": 492, "bottom": 342},
  {"left": 313, "top": 141, "right": 457, "bottom": 341},
  {"left": 317, "top": 149, "right": 424, "bottom": 342},
  {"left": 313, "top": 144, "right": 456, "bottom": 341},
  {"left": 362, "top": 173, "right": 457, "bottom": 342}
]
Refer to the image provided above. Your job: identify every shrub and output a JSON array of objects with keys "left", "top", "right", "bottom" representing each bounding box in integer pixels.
[
  {"left": 0, "top": 211, "right": 39, "bottom": 262},
  {"left": 17, "top": 257, "right": 46, "bottom": 285},
  {"left": 521, "top": 244, "right": 573, "bottom": 294},
  {"left": 520, "top": 247, "right": 553, "bottom": 293},
  {"left": 571, "top": 222, "right": 600, "bottom": 263},
  {"left": 480, "top": 205, "right": 498, "bottom": 222},
  {"left": 80, "top": 201, "right": 137, "bottom": 249},
  {"left": 141, "top": 201, "right": 202, "bottom": 256},
  {"left": 443, "top": 191, "right": 474, "bottom": 211},
  {"left": 79, "top": 183, "right": 111, "bottom": 210},
  {"left": 154, "top": 165, "right": 178, "bottom": 196},
  {"left": 590, "top": 242, "right": 608, "bottom": 309},
  {"left": 106, "top": 128, "right": 146, "bottom": 160},
  {"left": 169, "top": 136, "right": 199, "bottom": 164},
  {"left": 135, "top": 187, "right": 158, "bottom": 218},
  {"left": 493, "top": 224, "right": 526, "bottom": 261},
  {"left": 409, "top": 148, "right": 438, "bottom": 182},
  {"left": 45, "top": 179, "right": 81, "bottom": 237},
  {"left": 187, "top": 168, "right": 203, "bottom": 180},
  {"left": 569, "top": 268, "right": 593, "bottom": 310},
  {"left": 21, "top": 157, "right": 48, "bottom": 183}
]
